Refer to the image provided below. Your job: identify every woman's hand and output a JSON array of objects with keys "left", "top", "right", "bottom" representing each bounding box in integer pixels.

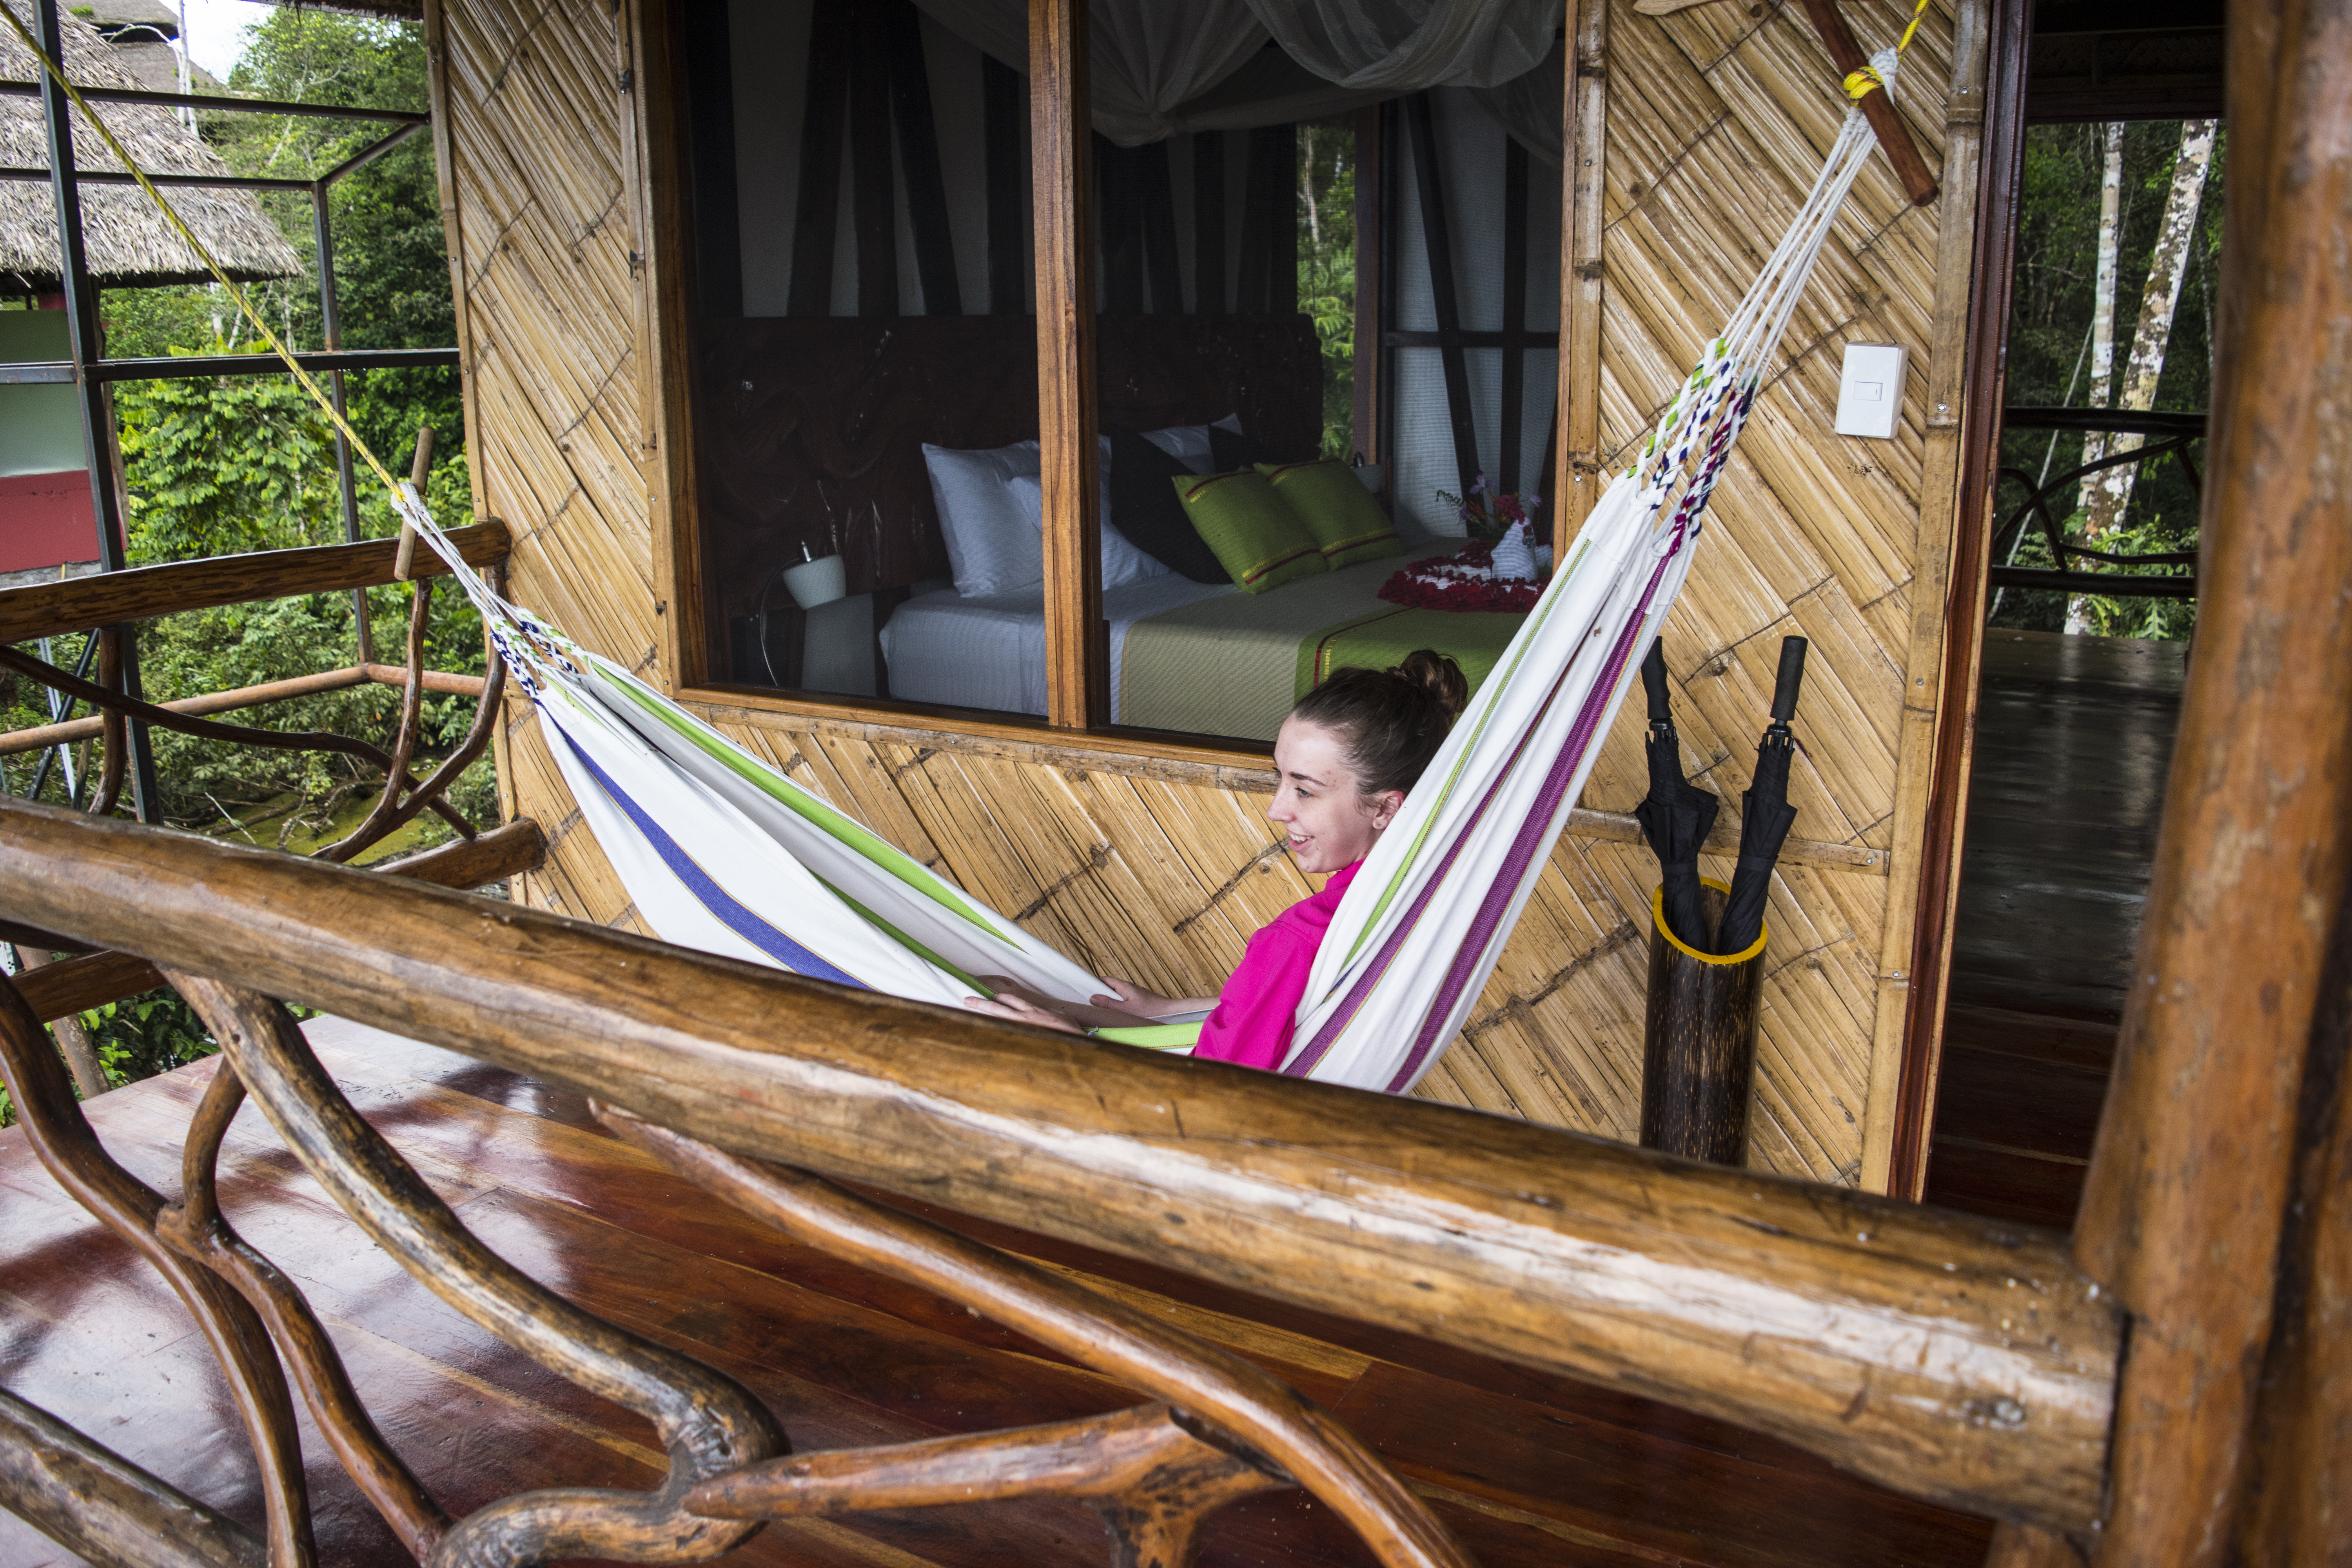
[
  {"left": 1089, "top": 978, "right": 1217, "bottom": 1018},
  {"left": 962, "top": 993, "right": 1085, "bottom": 1034}
]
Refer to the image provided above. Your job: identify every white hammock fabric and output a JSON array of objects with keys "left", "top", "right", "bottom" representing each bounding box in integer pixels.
[{"left": 386, "top": 57, "right": 1896, "bottom": 1091}]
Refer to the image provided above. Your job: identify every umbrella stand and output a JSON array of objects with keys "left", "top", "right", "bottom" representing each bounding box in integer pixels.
[{"left": 1640, "top": 878, "right": 1767, "bottom": 1165}]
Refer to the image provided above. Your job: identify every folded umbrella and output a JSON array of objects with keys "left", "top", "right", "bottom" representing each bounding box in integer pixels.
[
  {"left": 1715, "top": 637, "right": 1808, "bottom": 956},
  {"left": 1631, "top": 639, "right": 1719, "bottom": 951}
]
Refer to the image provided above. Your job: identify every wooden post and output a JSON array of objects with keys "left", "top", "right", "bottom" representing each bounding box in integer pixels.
[
  {"left": 1556, "top": 0, "right": 1606, "bottom": 549},
  {"left": 1864, "top": 0, "right": 2008, "bottom": 1198},
  {"left": 1029, "top": 0, "right": 1104, "bottom": 730},
  {"left": 1349, "top": 106, "right": 1382, "bottom": 474},
  {"left": 2071, "top": 0, "right": 2352, "bottom": 1554}
]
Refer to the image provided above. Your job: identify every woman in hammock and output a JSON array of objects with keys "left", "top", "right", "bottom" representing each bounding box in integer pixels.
[{"left": 965, "top": 650, "right": 1468, "bottom": 1067}]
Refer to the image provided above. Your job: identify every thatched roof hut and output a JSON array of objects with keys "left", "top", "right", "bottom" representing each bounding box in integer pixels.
[{"left": 0, "top": 0, "right": 301, "bottom": 292}]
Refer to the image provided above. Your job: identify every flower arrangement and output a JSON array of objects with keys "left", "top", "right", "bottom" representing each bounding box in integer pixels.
[
  {"left": 1434, "top": 473, "right": 1543, "bottom": 543},
  {"left": 1377, "top": 539, "right": 1546, "bottom": 614}
]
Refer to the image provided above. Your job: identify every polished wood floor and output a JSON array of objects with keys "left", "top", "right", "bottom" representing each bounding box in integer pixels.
[
  {"left": 1924, "top": 629, "right": 2187, "bottom": 1230},
  {"left": 2, "top": 1017, "right": 1996, "bottom": 1567}
]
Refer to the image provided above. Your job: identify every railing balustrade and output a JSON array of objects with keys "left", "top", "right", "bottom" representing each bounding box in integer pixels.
[{"left": 1987, "top": 406, "right": 2205, "bottom": 603}]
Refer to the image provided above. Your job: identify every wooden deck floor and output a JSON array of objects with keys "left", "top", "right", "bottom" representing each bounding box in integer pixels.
[
  {"left": 1924, "top": 628, "right": 2187, "bottom": 1230},
  {"left": 2, "top": 1017, "right": 1996, "bottom": 1568}
]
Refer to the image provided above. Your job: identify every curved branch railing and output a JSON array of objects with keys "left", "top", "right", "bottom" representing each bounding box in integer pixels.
[
  {"left": 1988, "top": 407, "right": 2206, "bottom": 603},
  {"left": 0, "top": 798, "right": 2125, "bottom": 1566}
]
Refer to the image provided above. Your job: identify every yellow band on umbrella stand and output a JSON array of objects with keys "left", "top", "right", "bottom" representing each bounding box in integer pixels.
[{"left": 1651, "top": 877, "right": 1768, "bottom": 967}]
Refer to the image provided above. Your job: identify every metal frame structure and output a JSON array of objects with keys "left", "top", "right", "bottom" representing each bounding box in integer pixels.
[{"left": 0, "top": 0, "right": 459, "bottom": 816}]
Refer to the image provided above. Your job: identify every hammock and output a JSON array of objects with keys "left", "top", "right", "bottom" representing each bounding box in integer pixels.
[{"left": 4, "top": 0, "right": 1902, "bottom": 1093}]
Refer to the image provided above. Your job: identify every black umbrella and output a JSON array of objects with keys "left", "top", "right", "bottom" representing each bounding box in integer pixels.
[
  {"left": 1715, "top": 637, "right": 1808, "bottom": 956},
  {"left": 1631, "top": 639, "right": 1719, "bottom": 951}
]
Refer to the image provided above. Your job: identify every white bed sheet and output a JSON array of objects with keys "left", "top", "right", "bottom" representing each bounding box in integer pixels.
[{"left": 879, "top": 574, "right": 1237, "bottom": 720}]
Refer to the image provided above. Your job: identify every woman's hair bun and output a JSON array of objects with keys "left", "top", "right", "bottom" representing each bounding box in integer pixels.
[{"left": 1392, "top": 649, "right": 1468, "bottom": 718}]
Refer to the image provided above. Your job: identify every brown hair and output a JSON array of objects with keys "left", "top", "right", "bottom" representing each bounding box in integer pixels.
[{"left": 1289, "top": 649, "right": 1468, "bottom": 798}]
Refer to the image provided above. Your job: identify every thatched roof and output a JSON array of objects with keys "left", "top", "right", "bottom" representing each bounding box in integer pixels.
[{"left": 1, "top": 0, "right": 303, "bottom": 291}]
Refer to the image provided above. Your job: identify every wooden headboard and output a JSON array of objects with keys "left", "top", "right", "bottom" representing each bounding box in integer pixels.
[{"left": 692, "top": 314, "right": 1321, "bottom": 624}]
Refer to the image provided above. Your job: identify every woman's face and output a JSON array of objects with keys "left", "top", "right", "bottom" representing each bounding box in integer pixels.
[{"left": 1268, "top": 717, "right": 1403, "bottom": 875}]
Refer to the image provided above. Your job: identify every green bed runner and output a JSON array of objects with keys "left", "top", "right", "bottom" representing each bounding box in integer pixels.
[{"left": 1291, "top": 605, "right": 1525, "bottom": 706}]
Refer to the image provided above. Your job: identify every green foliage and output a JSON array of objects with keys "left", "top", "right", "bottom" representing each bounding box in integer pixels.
[
  {"left": 115, "top": 353, "right": 344, "bottom": 562},
  {"left": 1992, "top": 120, "right": 2224, "bottom": 639},
  {"left": 81, "top": 991, "right": 217, "bottom": 1088},
  {"left": 1298, "top": 120, "right": 1357, "bottom": 460}
]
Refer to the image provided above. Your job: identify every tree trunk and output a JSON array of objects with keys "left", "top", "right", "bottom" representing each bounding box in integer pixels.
[
  {"left": 4, "top": 945, "right": 109, "bottom": 1099},
  {"left": 2066, "top": 122, "right": 2128, "bottom": 635},
  {"left": 2082, "top": 119, "right": 2219, "bottom": 538}
]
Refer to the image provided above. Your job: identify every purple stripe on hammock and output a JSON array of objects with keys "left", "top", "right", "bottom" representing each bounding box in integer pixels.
[
  {"left": 1379, "top": 541, "right": 1686, "bottom": 1093},
  {"left": 1277, "top": 691, "right": 1561, "bottom": 1079}
]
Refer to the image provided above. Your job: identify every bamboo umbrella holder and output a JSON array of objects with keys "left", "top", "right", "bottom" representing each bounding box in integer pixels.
[{"left": 1639, "top": 878, "right": 1767, "bottom": 1165}]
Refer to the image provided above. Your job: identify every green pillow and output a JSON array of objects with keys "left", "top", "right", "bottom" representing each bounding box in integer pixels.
[
  {"left": 1257, "top": 459, "right": 1405, "bottom": 569},
  {"left": 1172, "top": 470, "right": 1327, "bottom": 593}
]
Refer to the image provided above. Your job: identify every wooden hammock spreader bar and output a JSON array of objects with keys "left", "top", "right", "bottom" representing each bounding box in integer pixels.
[
  {"left": 0, "top": 662, "right": 488, "bottom": 757},
  {"left": 7, "top": 818, "right": 546, "bottom": 1024},
  {"left": 1796, "top": 0, "right": 1939, "bottom": 205},
  {"left": 0, "top": 519, "right": 507, "bottom": 646},
  {"left": 0, "top": 797, "right": 2121, "bottom": 1535}
]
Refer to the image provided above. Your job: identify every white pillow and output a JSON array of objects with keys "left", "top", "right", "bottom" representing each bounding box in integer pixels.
[
  {"left": 1006, "top": 468, "right": 1169, "bottom": 590},
  {"left": 923, "top": 440, "right": 1042, "bottom": 597},
  {"left": 1139, "top": 423, "right": 1214, "bottom": 475},
  {"left": 1210, "top": 412, "right": 1245, "bottom": 434}
]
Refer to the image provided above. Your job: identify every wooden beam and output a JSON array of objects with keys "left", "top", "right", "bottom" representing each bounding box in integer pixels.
[
  {"left": 627, "top": 0, "right": 710, "bottom": 698},
  {"left": 0, "top": 1385, "right": 263, "bottom": 1568},
  {"left": 1498, "top": 135, "right": 1529, "bottom": 495},
  {"left": 673, "top": 0, "right": 742, "bottom": 318},
  {"left": 1268, "top": 122, "right": 1296, "bottom": 316},
  {"left": 1557, "top": 0, "right": 1605, "bottom": 548},
  {"left": 9, "top": 818, "right": 548, "bottom": 1024},
  {"left": 1349, "top": 106, "right": 1382, "bottom": 469},
  {"left": 1405, "top": 93, "right": 1479, "bottom": 503},
  {"left": 1136, "top": 140, "right": 1182, "bottom": 314},
  {"left": 981, "top": 53, "right": 1025, "bottom": 314},
  {"left": 2073, "top": 0, "right": 2352, "bottom": 1553},
  {"left": 785, "top": 0, "right": 851, "bottom": 317},
  {"left": 851, "top": 2, "right": 899, "bottom": 318},
  {"left": 0, "top": 799, "right": 2122, "bottom": 1535},
  {"left": 1029, "top": 0, "right": 1103, "bottom": 729},
  {"left": 1192, "top": 129, "right": 1225, "bottom": 313},
  {"left": 1234, "top": 127, "right": 1275, "bottom": 313},
  {"left": 0, "top": 523, "right": 509, "bottom": 646},
  {"left": 1865, "top": 0, "right": 2014, "bottom": 1198},
  {"left": 1098, "top": 136, "right": 1144, "bottom": 314},
  {"left": 1793, "top": 0, "right": 1940, "bottom": 205},
  {"left": 882, "top": 0, "right": 961, "bottom": 316}
]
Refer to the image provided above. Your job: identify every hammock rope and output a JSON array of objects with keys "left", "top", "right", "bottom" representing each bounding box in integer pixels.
[{"left": 7, "top": 0, "right": 1910, "bottom": 1091}]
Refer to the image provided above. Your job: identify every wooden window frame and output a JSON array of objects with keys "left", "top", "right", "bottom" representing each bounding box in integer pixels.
[{"left": 634, "top": 0, "right": 1439, "bottom": 786}]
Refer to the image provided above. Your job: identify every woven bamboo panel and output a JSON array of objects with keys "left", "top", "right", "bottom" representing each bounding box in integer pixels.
[{"left": 434, "top": 0, "right": 1960, "bottom": 1185}]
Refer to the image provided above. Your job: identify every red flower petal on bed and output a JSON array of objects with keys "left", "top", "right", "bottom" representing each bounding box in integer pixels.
[{"left": 1377, "top": 541, "right": 1543, "bottom": 613}]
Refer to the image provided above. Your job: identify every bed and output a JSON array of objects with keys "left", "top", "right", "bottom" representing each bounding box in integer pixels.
[
  {"left": 879, "top": 543, "right": 1528, "bottom": 741},
  {"left": 694, "top": 313, "right": 1527, "bottom": 733}
]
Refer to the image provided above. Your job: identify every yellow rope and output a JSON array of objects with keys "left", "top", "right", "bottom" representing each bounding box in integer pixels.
[
  {"left": 1843, "top": 0, "right": 1934, "bottom": 101},
  {"left": 0, "top": 1, "right": 407, "bottom": 499}
]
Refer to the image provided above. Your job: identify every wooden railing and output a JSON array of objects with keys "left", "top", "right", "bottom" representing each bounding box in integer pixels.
[
  {"left": 0, "top": 517, "right": 529, "bottom": 1032},
  {"left": 1987, "top": 408, "right": 2205, "bottom": 602},
  {"left": 0, "top": 798, "right": 2124, "bottom": 1568}
]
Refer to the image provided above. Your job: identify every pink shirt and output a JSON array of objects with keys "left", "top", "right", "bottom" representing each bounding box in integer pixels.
[{"left": 1193, "top": 860, "right": 1361, "bottom": 1071}]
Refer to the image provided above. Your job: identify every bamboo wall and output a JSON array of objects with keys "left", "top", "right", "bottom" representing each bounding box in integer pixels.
[{"left": 426, "top": 0, "right": 1980, "bottom": 1190}]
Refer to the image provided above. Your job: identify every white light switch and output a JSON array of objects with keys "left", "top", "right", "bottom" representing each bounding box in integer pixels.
[{"left": 1833, "top": 342, "right": 1907, "bottom": 439}]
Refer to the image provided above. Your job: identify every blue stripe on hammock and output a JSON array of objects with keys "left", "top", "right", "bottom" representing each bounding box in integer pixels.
[{"left": 559, "top": 727, "right": 870, "bottom": 989}]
